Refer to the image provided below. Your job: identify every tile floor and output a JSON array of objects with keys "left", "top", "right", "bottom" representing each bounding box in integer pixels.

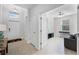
[
  {"left": 34, "top": 37, "right": 77, "bottom": 55},
  {"left": 7, "top": 37, "right": 77, "bottom": 55},
  {"left": 7, "top": 40, "right": 38, "bottom": 55}
]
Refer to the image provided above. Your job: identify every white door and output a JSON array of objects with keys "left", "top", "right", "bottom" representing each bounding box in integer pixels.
[
  {"left": 8, "top": 21, "right": 20, "bottom": 40},
  {"left": 77, "top": 7, "right": 79, "bottom": 54},
  {"left": 40, "top": 14, "right": 48, "bottom": 49}
]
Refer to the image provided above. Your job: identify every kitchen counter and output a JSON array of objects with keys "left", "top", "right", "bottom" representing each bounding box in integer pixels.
[
  {"left": 59, "top": 31, "right": 70, "bottom": 34},
  {"left": 59, "top": 31, "right": 70, "bottom": 38}
]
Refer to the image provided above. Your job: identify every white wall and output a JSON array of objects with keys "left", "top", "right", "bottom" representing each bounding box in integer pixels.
[
  {"left": 54, "top": 17, "right": 62, "bottom": 37},
  {"left": 19, "top": 8, "right": 28, "bottom": 39},
  {"left": 23, "top": 9, "right": 30, "bottom": 43},
  {"left": 62, "top": 14, "right": 77, "bottom": 34},
  {"left": 0, "top": 5, "right": 8, "bottom": 25},
  {"left": 0, "top": 4, "right": 28, "bottom": 40},
  {"left": 54, "top": 14, "right": 77, "bottom": 38},
  {"left": 47, "top": 14, "right": 54, "bottom": 33},
  {"left": 46, "top": 4, "right": 77, "bottom": 34},
  {"left": 29, "top": 4, "right": 63, "bottom": 49},
  {"left": 0, "top": 5, "right": 9, "bottom": 38}
]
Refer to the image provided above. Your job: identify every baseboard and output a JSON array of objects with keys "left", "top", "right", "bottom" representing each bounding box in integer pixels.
[
  {"left": 8, "top": 38, "right": 22, "bottom": 43},
  {"left": 30, "top": 43, "right": 39, "bottom": 51}
]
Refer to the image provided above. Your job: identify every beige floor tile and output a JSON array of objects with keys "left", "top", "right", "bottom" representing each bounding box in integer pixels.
[{"left": 7, "top": 37, "right": 77, "bottom": 55}]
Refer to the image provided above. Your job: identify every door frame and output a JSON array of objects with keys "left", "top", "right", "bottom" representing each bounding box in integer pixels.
[
  {"left": 38, "top": 14, "right": 48, "bottom": 50},
  {"left": 38, "top": 15, "right": 42, "bottom": 50}
]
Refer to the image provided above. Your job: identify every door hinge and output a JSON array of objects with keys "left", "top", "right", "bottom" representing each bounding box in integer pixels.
[
  {"left": 40, "top": 17, "right": 42, "bottom": 20},
  {"left": 40, "top": 42, "right": 42, "bottom": 45},
  {"left": 40, "top": 30, "right": 42, "bottom": 32},
  {"left": 78, "top": 6, "right": 79, "bottom": 9}
]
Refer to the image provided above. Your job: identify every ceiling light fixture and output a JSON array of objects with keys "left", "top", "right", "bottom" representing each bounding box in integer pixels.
[{"left": 58, "top": 11, "right": 64, "bottom": 15}]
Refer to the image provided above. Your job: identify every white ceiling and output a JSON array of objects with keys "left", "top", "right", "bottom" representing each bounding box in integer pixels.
[
  {"left": 15, "top": 4, "right": 37, "bottom": 10},
  {"left": 46, "top": 4, "right": 77, "bottom": 17}
]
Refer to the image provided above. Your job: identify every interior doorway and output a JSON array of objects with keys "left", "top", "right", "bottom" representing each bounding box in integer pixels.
[{"left": 38, "top": 5, "right": 77, "bottom": 55}]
